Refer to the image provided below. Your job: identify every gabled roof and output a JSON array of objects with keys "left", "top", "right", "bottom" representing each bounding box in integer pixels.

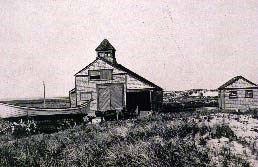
[
  {"left": 95, "top": 39, "right": 116, "bottom": 51},
  {"left": 75, "top": 57, "right": 163, "bottom": 90},
  {"left": 100, "top": 57, "right": 163, "bottom": 90},
  {"left": 218, "top": 76, "right": 257, "bottom": 90},
  {"left": 75, "top": 59, "right": 99, "bottom": 76}
]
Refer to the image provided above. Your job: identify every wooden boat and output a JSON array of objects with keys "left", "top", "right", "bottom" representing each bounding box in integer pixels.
[{"left": 0, "top": 101, "right": 90, "bottom": 119}]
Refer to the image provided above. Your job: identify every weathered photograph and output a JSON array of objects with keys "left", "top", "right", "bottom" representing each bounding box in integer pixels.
[{"left": 0, "top": 1, "right": 257, "bottom": 166}]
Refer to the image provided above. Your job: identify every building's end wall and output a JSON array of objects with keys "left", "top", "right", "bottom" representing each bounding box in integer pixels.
[
  {"left": 74, "top": 58, "right": 162, "bottom": 113},
  {"left": 76, "top": 74, "right": 126, "bottom": 111},
  {"left": 223, "top": 89, "right": 258, "bottom": 110}
]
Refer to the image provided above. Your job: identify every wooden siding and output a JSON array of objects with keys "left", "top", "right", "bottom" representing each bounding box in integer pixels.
[
  {"left": 76, "top": 59, "right": 124, "bottom": 76},
  {"left": 69, "top": 91, "right": 76, "bottom": 107},
  {"left": 219, "top": 77, "right": 258, "bottom": 110},
  {"left": 76, "top": 75, "right": 126, "bottom": 111},
  {"left": 75, "top": 59, "right": 157, "bottom": 111},
  {"left": 126, "top": 74, "right": 154, "bottom": 89},
  {"left": 218, "top": 90, "right": 225, "bottom": 109},
  {"left": 225, "top": 78, "right": 255, "bottom": 89},
  {"left": 224, "top": 89, "right": 258, "bottom": 110}
]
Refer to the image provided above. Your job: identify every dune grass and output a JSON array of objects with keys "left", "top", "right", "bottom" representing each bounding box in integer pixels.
[{"left": 0, "top": 112, "right": 252, "bottom": 167}]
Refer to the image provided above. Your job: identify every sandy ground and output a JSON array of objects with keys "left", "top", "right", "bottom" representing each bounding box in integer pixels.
[{"left": 204, "top": 113, "right": 258, "bottom": 166}]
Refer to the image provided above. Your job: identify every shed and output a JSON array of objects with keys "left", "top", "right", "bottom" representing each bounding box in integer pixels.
[
  {"left": 69, "top": 39, "right": 163, "bottom": 116},
  {"left": 218, "top": 76, "right": 258, "bottom": 111}
]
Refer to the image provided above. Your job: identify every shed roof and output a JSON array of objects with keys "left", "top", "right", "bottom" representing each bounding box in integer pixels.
[
  {"left": 95, "top": 39, "right": 116, "bottom": 51},
  {"left": 218, "top": 76, "right": 257, "bottom": 90}
]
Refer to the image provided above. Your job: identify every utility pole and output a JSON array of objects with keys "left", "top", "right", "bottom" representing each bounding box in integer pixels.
[{"left": 43, "top": 81, "right": 46, "bottom": 108}]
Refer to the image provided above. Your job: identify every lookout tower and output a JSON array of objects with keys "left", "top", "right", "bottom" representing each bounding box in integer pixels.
[{"left": 95, "top": 39, "right": 116, "bottom": 64}]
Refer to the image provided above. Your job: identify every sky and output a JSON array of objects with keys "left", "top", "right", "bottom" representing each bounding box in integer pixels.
[{"left": 0, "top": 0, "right": 257, "bottom": 99}]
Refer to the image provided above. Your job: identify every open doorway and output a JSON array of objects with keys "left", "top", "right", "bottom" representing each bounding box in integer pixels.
[{"left": 126, "top": 90, "right": 151, "bottom": 112}]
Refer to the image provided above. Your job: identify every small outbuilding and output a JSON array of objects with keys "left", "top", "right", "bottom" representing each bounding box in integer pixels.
[
  {"left": 218, "top": 76, "right": 258, "bottom": 111},
  {"left": 69, "top": 39, "right": 163, "bottom": 116}
]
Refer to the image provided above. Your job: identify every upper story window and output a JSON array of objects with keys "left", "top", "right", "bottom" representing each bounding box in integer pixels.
[
  {"left": 89, "top": 69, "right": 112, "bottom": 80},
  {"left": 89, "top": 70, "right": 101, "bottom": 80},
  {"left": 229, "top": 91, "right": 238, "bottom": 99},
  {"left": 245, "top": 90, "right": 253, "bottom": 98}
]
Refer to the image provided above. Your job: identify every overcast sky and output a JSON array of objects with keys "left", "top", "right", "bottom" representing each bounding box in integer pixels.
[{"left": 0, "top": 0, "right": 257, "bottom": 99}]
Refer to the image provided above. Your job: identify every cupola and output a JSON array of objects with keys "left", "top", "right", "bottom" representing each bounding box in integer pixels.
[{"left": 95, "top": 39, "right": 116, "bottom": 64}]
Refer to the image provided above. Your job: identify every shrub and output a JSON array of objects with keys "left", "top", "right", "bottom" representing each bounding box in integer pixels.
[
  {"left": 199, "top": 125, "right": 210, "bottom": 136},
  {"left": 199, "top": 137, "right": 207, "bottom": 146},
  {"left": 220, "top": 146, "right": 251, "bottom": 167},
  {"left": 211, "top": 125, "right": 236, "bottom": 140}
]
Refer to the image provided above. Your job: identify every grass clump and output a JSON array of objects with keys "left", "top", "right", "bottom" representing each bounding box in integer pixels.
[
  {"left": 0, "top": 111, "right": 254, "bottom": 167},
  {"left": 211, "top": 125, "right": 236, "bottom": 141}
]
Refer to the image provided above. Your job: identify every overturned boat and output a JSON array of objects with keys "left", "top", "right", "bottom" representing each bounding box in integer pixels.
[{"left": 0, "top": 101, "right": 90, "bottom": 120}]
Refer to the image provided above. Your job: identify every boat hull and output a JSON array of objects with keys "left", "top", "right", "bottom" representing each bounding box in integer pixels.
[{"left": 0, "top": 102, "right": 89, "bottom": 119}]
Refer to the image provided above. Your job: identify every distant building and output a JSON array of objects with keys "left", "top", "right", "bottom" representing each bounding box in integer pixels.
[
  {"left": 69, "top": 39, "right": 163, "bottom": 115},
  {"left": 203, "top": 90, "right": 218, "bottom": 97},
  {"left": 218, "top": 76, "right": 258, "bottom": 111},
  {"left": 188, "top": 89, "right": 217, "bottom": 98}
]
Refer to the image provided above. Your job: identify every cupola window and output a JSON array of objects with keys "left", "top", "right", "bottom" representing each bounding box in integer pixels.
[{"left": 95, "top": 39, "right": 116, "bottom": 64}]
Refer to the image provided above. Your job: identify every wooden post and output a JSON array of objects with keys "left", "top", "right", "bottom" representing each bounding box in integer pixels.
[
  {"left": 116, "top": 110, "right": 119, "bottom": 121},
  {"left": 150, "top": 91, "right": 152, "bottom": 111},
  {"left": 43, "top": 81, "right": 46, "bottom": 108},
  {"left": 135, "top": 105, "right": 139, "bottom": 116},
  {"left": 124, "top": 74, "right": 127, "bottom": 110}
]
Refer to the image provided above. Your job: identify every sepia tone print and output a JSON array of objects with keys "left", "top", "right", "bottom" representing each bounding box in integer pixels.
[
  {"left": 71, "top": 39, "right": 162, "bottom": 115},
  {"left": 218, "top": 76, "right": 258, "bottom": 111},
  {"left": 0, "top": 1, "right": 257, "bottom": 167}
]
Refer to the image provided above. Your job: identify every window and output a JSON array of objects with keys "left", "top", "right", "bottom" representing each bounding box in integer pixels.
[
  {"left": 98, "top": 52, "right": 112, "bottom": 57},
  {"left": 245, "top": 90, "right": 253, "bottom": 98},
  {"left": 101, "top": 69, "right": 112, "bottom": 80},
  {"left": 229, "top": 91, "right": 238, "bottom": 98},
  {"left": 80, "top": 92, "right": 92, "bottom": 101},
  {"left": 89, "top": 70, "right": 101, "bottom": 80},
  {"left": 89, "top": 69, "right": 112, "bottom": 80},
  {"left": 98, "top": 53, "right": 104, "bottom": 57}
]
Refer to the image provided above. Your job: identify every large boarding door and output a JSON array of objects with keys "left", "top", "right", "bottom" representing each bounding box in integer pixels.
[
  {"left": 97, "top": 84, "right": 124, "bottom": 111},
  {"left": 98, "top": 85, "right": 111, "bottom": 111}
]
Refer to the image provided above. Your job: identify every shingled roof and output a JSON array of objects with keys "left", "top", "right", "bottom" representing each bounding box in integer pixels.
[
  {"left": 99, "top": 57, "right": 163, "bottom": 90},
  {"left": 218, "top": 76, "right": 257, "bottom": 90},
  {"left": 95, "top": 39, "right": 116, "bottom": 51}
]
